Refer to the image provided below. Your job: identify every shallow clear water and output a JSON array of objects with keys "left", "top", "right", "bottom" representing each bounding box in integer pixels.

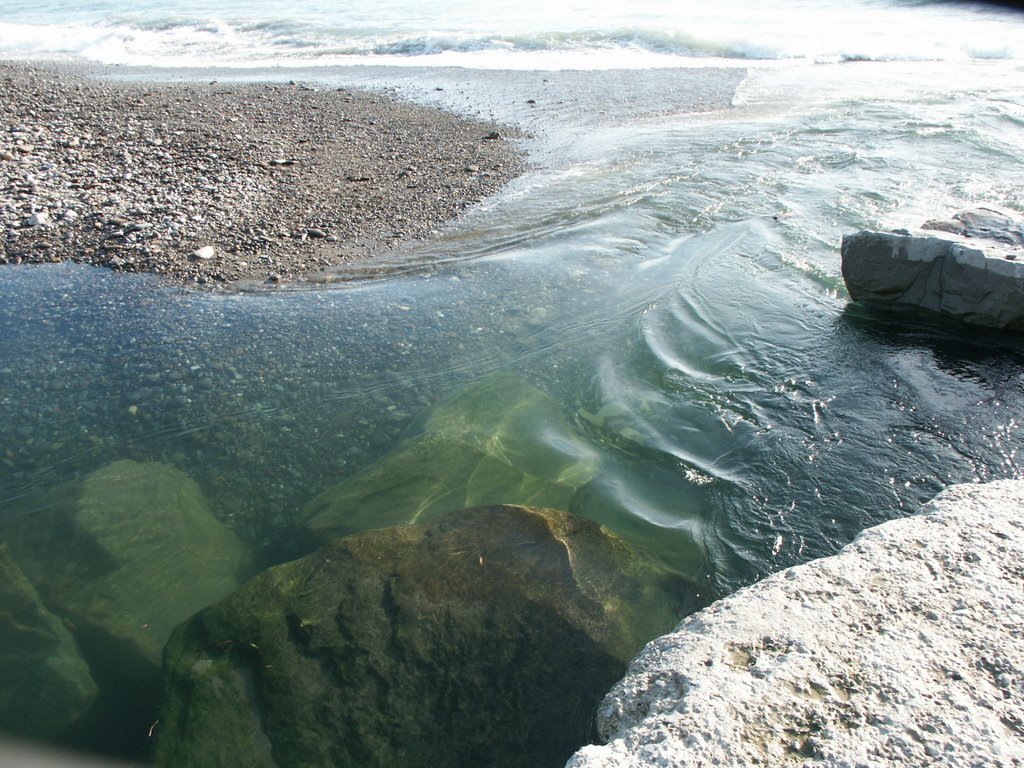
[
  {"left": 2, "top": 0, "right": 1024, "bottom": 762},
  {"left": 3, "top": 56, "right": 1023, "bottom": 592}
]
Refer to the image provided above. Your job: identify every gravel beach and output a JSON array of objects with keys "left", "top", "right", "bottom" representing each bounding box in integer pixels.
[{"left": 0, "top": 62, "right": 527, "bottom": 286}]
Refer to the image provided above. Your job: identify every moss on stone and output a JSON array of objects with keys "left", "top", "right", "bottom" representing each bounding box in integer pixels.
[
  {"left": 156, "top": 505, "right": 693, "bottom": 768},
  {"left": 3, "top": 460, "right": 250, "bottom": 669},
  {"left": 0, "top": 544, "right": 98, "bottom": 738},
  {"left": 301, "top": 376, "right": 600, "bottom": 540}
]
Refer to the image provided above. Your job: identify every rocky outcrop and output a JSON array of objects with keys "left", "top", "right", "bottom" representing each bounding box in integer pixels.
[
  {"left": 567, "top": 479, "right": 1024, "bottom": 768},
  {"left": 301, "top": 375, "right": 600, "bottom": 541},
  {"left": 841, "top": 208, "right": 1024, "bottom": 330},
  {"left": 155, "top": 505, "right": 695, "bottom": 768},
  {"left": 921, "top": 208, "right": 1024, "bottom": 247},
  {"left": 2, "top": 460, "right": 250, "bottom": 672},
  {"left": 0, "top": 545, "right": 97, "bottom": 739}
]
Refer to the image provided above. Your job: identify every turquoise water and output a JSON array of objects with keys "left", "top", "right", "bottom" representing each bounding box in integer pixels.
[{"left": 2, "top": 0, "right": 1024, "bottom": 762}]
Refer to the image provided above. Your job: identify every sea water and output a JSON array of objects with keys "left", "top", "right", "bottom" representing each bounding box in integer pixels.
[
  {"left": 1, "top": 0, "right": 1024, "bottom": 761},
  {"left": 3, "top": 0, "right": 1024, "bottom": 69}
]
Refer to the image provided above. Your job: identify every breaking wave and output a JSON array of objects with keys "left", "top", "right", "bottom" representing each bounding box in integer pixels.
[{"left": 2, "top": 1, "right": 1022, "bottom": 70}]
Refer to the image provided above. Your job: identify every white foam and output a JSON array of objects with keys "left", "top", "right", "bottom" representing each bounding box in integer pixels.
[{"left": 1, "top": 0, "right": 1022, "bottom": 71}]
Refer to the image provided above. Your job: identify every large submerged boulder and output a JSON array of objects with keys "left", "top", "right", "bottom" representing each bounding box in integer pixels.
[
  {"left": 301, "top": 375, "right": 600, "bottom": 540},
  {"left": 0, "top": 545, "right": 98, "bottom": 739},
  {"left": 841, "top": 208, "right": 1024, "bottom": 330},
  {"left": 155, "top": 505, "right": 694, "bottom": 768},
  {"left": 2, "top": 460, "right": 250, "bottom": 672},
  {"left": 568, "top": 479, "right": 1024, "bottom": 768}
]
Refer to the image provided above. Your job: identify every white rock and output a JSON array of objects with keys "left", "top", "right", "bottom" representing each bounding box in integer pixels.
[
  {"left": 25, "top": 212, "right": 48, "bottom": 227},
  {"left": 568, "top": 479, "right": 1024, "bottom": 768},
  {"left": 193, "top": 245, "right": 216, "bottom": 260},
  {"left": 841, "top": 220, "right": 1024, "bottom": 330}
]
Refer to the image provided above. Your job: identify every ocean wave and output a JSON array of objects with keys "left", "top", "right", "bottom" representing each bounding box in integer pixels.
[{"left": 2, "top": 9, "right": 1023, "bottom": 69}]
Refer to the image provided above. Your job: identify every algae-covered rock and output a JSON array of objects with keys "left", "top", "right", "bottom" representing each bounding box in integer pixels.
[
  {"left": 3, "top": 460, "right": 250, "bottom": 670},
  {"left": 301, "top": 375, "right": 599, "bottom": 540},
  {"left": 0, "top": 544, "right": 98, "bottom": 739},
  {"left": 155, "top": 505, "right": 694, "bottom": 768}
]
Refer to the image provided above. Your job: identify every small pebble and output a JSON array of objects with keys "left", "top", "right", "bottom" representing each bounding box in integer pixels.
[{"left": 0, "top": 62, "right": 524, "bottom": 286}]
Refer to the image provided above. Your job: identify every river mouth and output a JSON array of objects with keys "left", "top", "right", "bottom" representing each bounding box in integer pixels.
[
  {"left": 3, "top": 189, "right": 1022, "bottom": 586},
  {"left": 3, "top": 60, "right": 1024, "bottom": 584},
  {"left": 2, "top": 55, "right": 1024, "bottom": 763}
]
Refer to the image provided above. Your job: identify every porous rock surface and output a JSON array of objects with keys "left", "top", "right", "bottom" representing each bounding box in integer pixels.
[
  {"left": 155, "top": 505, "right": 695, "bottom": 768},
  {"left": 568, "top": 479, "right": 1024, "bottom": 768},
  {"left": 841, "top": 208, "right": 1024, "bottom": 330}
]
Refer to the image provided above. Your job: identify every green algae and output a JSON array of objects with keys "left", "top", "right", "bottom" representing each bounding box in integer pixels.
[
  {"left": 0, "top": 544, "right": 98, "bottom": 739},
  {"left": 301, "top": 376, "right": 600, "bottom": 540},
  {"left": 2, "top": 460, "right": 251, "bottom": 670},
  {"left": 155, "top": 505, "right": 694, "bottom": 768}
]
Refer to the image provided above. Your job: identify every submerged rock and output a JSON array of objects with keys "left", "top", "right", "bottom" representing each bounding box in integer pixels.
[
  {"left": 155, "top": 505, "right": 694, "bottom": 768},
  {"left": 568, "top": 479, "right": 1024, "bottom": 768},
  {"left": 301, "top": 375, "right": 600, "bottom": 540},
  {"left": 0, "top": 544, "right": 98, "bottom": 738},
  {"left": 2, "top": 460, "right": 250, "bottom": 671},
  {"left": 841, "top": 209, "right": 1024, "bottom": 330}
]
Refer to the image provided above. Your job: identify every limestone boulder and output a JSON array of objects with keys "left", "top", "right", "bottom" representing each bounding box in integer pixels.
[
  {"left": 568, "top": 479, "right": 1024, "bottom": 768},
  {"left": 155, "top": 505, "right": 694, "bottom": 768},
  {"left": 0, "top": 545, "right": 97, "bottom": 739},
  {"left": 841, "top": 209, "right": 1024, "bottom": 330},
  {"left": 2, "top": 460, "right": 250, "bottom": 671},
  {"left": 301, "top": 375, "right": 600, "bottom": 540}
]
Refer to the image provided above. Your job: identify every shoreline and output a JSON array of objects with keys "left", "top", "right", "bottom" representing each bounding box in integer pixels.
[
  {"left": 0, "top": 61, "right": 528, "bottom": 287},
  {"left": 569, "top": 479, "right": 1024, "bottom": 767}
]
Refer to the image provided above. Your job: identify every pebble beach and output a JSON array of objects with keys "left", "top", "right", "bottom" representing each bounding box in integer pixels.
[{"left": 0, "top": 62, "right": 527, "bottom": 286}]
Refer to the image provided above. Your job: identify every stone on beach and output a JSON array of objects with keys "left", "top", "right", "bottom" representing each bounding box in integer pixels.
[
  {"left": 300, "top": 375, "right": 600, "bottom": 541},
  {"left": 922, "top": 208, "right": 1024, "bottom": 247},
  {"left": 0, "top": 545, "right": 97, "bottom": 739},
  {"left": 841, "top": 208, "right": 1024, "bottom": 330},
  {"left": 568, "top": 479, "right": 1024, "bottom": 768},
  {"left": 155, "top": 505, "right": 694, "bottom": 768},
  {"left": 1, "top": 460, "right": 250, "bottom": 672},
  {"left": 0, "top": 62, "right": 526, "bottom": 286}
]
